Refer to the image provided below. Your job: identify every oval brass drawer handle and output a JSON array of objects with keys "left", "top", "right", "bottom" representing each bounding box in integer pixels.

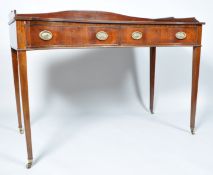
[
  {"left": 176, "top": 32, "right": 186, "bottom": 40},
  {"left": 39, "top": 30, "right": 53, "bottom": 41},
  {"left": 132, "top": 31, "right": 143, "bottom": 40},
  {"left": 96, "top": 31, "right": 108, "bottom": 41}
]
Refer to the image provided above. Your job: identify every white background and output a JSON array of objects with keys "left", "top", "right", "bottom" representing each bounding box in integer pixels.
[{"left": 0, "top": 0, "right": 213, "bottom": 174}]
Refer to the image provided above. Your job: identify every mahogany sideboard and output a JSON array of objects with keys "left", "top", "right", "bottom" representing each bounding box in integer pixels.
[{"left": 9, "top": 10, "right": 205, "bottom": 168}]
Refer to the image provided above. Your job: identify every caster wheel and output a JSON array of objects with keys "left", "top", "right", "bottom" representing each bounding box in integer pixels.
[
  {"left": 26, "top": 160, "right": 33, "bottom": 169},
  {"left": 191, "top": 128, "right": 195, "bottom": 135},
  {"left": 19, "top": 128, "right": 24, "bottom": 134}
]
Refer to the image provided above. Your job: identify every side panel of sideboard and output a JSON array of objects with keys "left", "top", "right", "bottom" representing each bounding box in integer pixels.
[
  {"left": 9, "top": 21, "right": 28, "bottom": 50},
  {"left": 9, "top": 22, "right": 18, "bottom": 50}
]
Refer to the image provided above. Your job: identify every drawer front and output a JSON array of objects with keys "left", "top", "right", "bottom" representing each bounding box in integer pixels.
[
  {"left": 86, "top": 26, "right": 119, "bottom": 45},
  {"left": 26, "top": 25, "right": 86, "bottom": 48},
  {"left": 121, "top": 26, "right": 198, "bottom": 46},
  {"left": 26, "top": 22, "right": 198, "bottom": 49}
]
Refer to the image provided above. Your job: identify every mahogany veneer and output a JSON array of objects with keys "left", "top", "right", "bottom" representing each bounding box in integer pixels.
[{"left": 9, "top": 10, "right": 205, "bottom": 168}]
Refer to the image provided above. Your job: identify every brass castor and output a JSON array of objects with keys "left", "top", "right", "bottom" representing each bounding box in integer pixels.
[
  {"left": 26, "top": 159, "right": 33, "bottom": 169},
  {"left": 191, "top": 128, "right": 195, "bottom": 135},
  {"left": 19, "top": 127, "right": 24, "bottom": 134}
]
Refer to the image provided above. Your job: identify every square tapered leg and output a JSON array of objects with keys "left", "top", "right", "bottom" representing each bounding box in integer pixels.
[
  {"left": 150, "top": 47, "right": 156, "bottom": 114},
  {"left": 11, "top": 48, "right": 24, "bottom": 134},
  {"left": 190, "top": 46, "right": 201, "bottom": 135},
  {"left": 17, "top": 51, "right": 33, "bottom": 168}
]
